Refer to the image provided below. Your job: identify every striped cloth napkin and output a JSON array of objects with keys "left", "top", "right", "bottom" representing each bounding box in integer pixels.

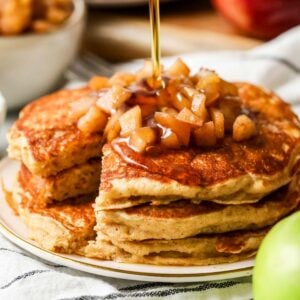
[{"left": 1, "top": 25, "right": 300, "bottom": 300}]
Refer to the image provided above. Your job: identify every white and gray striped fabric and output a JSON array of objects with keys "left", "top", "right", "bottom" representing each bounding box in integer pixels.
[
  {"left": 1, "top": 25, "right": 300, "bottom": 300},
  {"left": 0, "top": 233, "right": 252, "bottom": 300}
]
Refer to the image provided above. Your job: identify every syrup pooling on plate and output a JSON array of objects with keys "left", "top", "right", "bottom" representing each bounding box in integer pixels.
[{"left": 75, "top": 60, "right": 257, "bottom": 156}]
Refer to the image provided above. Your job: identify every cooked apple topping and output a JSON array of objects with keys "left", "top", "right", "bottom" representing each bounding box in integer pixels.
[
  {"left": 77, "top": 104, "right": 108, "bottom": 134},
  {"left": 96, "top": 85, "right": 132, "bottom": 114},
  {"left": 76, "top": 59, "right": 257, "bottom": 152},
  {"left": 129, "top": 127, "right": 157, "bottom": 153},
  {"left": 119, "top": 106, "right": 142, "bottom": 137},
  {"left": 233, "top": 114, "right": 256, "bottom": 142}
]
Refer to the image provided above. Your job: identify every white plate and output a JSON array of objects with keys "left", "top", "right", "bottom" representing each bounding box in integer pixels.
[
  {"left": 0, "top": 157, "right": 254, "bottom": 282},
  {"left": 87, "top": 0, "right": 171, "bottom": 7}
]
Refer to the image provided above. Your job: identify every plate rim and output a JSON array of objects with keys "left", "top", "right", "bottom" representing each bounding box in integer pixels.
[{"left": 0, "top": 157, "right": 253, "bottom": 282}]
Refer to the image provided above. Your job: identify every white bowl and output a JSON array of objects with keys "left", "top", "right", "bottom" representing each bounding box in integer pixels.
[{"left": 0, "top": 0, "right": 86, "bottom": 109}]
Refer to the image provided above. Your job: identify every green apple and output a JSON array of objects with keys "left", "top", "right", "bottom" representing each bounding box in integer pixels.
[{"left": 253, "top": 211, "right": 300, "bottom": 300}]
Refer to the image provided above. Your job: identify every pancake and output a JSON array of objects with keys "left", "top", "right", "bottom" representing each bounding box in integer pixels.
[
  {"left": 95, "top": 178, "right": 300, "bottom": 241},
  {"left": 12, "top": 173, "right": 96, "bottom": 254},
  {"left": 97, "top": 83, "right": 300, "bottom": 209},
  {"left": 7, "top": 87, "right": 102, "bottom": 176},
  {"left": 85, "top": 227, "right": 267, "bottom": 266},
  {"left": 19, "top": 158, "right": 100, "bottom": 206}
]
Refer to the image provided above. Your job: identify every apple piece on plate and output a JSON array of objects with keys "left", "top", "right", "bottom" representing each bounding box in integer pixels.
[{"left": 212, "top": 0, "right": 300, "bottom": 39}]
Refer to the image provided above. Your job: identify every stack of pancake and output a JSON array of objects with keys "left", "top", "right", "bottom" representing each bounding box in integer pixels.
[
  {"left": 85, "top": 83, "right": 300, "bottom": 265},
  {"left": 7, "top": 87, "right": 101, "bottom": 253},
  {"left": 6, "top": 77, "right": 300, "bottom": 266}
]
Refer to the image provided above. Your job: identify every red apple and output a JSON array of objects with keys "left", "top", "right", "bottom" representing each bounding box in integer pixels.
[{"left": 212, "top": 0, "right": 300, "bottom": 39}]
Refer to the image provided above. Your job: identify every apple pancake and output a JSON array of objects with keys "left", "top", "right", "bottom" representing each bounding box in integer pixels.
[
  {"left": 96, "top": 179, "right": 300, "bottom": 241},
  {"left": 85, "top": 227, "right": 268, "bottom": 266},
  {"left": 97, "top": 83, "right": 300, "bottom": 209},
  {"left": 7, "top": 87, "right": 103, "bottom": 176},
  {"left": 19, "top": 158, "right": 100, "bottom": 206},
  {"left": 12, "top": 174, "right": 96, "bottom": 254}
]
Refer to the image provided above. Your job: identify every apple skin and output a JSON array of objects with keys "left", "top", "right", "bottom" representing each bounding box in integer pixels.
[
  {"left": 253, "top": 211, "right": 300, "bottom": 300},
  {"left": 212, "top": 0, "right": 300, "bottom": 39}
]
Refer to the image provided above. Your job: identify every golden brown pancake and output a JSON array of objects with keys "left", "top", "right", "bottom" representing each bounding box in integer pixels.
[
  {"left": 95, "top": 179, "right": 300, "bottom": 241},
  {"left": 7, "top": 87, "right": 102, "bottom": 176},
  {"left": 19, "top": 158, "right": 100, "bottom": 206},
  {"left": 97, "top": 83, "right": 300, "bottom": 209},
  {"left": 13, "top": 172, "right": 96, "bottom": 254},
  {"left": 85, "top": 227, "right": 268, "bottom": 266}
]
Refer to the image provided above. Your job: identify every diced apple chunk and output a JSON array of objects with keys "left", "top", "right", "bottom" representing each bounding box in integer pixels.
[
  {"left": 176, "top": 107, "right": 203, "bottom": 127},
  {"left": 77, "top": 105, "right": 108, "bottom": 134},
  {"left": 233, "top": 114, "right": 256, "bottom": 142},
  {"left": 140, "top": 104, "right": 157, "bottom": 118},
  {"left": 89, "top": 76, "right": 110, "bottom": 90},
  {"left": 129, "top": 127, "right": 157, "bottom": 153},
  {"left": 219, "top": 98, "right": 241, "bottom": 131},
  {"left": 181, "top": 86, "right": 197, "bottom": 99},
  {"left": 119, "top": 105, "right": 142, "bottom": 137},
  {"left": 220, "top": 80, "right": 238, "bottom": 97},
  {"left": 136, "top": 61, "right": 153, "bottom": 80},
  {"left": 161, "top": 107, "right": 178, "bottom": 116},
  {"left": 196, "top": 69, "right": 221, "bottom": 106},
  {"left": 154, "top": 112, "right": 191, "bottom": 146},
  {"left": 70, "top": 96, "right": 96, "bottom": 119},
  {"left": 191, "top": 93, "right": 208, "bottom": 122},
  {"left": 160, "top": 129, "right": 180, "bottom": 149},
  {"left": 210, "top": 108, "right": 225, "bottom": 139},
  {"left": 96, "top": 85, "right": 132, "bottom": 114},
  {"left": 166, "top": 58, "right": 190, "bottom": 77},
  {"left": 109, "top": 72, "right": 136, "bottom": 87},
  {"left": 132, "top": 94, "right": 158, "bottom": 105},
  {"left": 107, "top": 124, "right": 121, "bottom": 142},
  {"left": 172, "top": 92, "right": 191, "bottom": 111},
  {"left": 193, "top": 121, "right": 217, "bottom": 147},
  {"left": 104, "top": 107, "right": 125, "bottom": 142}
]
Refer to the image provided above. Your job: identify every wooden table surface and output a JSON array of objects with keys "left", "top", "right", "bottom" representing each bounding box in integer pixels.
[{"left": 84, "top": 0, "right": 263, "bottom": 62}]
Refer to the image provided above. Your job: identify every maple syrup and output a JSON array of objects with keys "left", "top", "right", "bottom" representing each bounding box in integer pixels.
[{"left": 148, "top": 0, "right": 163, "bottom": 88}]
